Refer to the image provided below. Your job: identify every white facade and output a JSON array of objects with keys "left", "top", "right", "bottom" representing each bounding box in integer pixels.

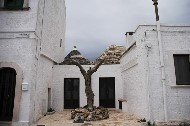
[
  {"left": 121, "top": 25, "right": 190, "bottom": 122},
  {"left": 52, "top": 64, "right": 123, "bottom": 111},
  {"left": 1, "top": 1, "right": 189, "bottom": 124},
  {"left": 0, "top": 0, "right": 66, "bottom": 125}
]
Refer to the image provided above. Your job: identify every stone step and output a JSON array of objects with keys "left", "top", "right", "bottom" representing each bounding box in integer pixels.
[
  {"left": 157, "top": 122, "right": 190, "bottom": 126},
  {"left": 0, "top": 121, "right": 12, "bottom": 126}
]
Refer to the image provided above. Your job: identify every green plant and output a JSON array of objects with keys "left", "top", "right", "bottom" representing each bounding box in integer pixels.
[
  {"left": 47, "top": 108, "right": 55, "bottom": 112},
  {"left": 138, "top": 118, "right": 146, "bottom": 123}
]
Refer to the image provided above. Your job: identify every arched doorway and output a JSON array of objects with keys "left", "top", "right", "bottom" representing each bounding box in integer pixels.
[{"left": 0, "top": 68, "right": 17, "bottom": 121}]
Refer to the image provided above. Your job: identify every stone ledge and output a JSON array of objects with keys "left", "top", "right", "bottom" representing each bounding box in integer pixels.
[{"left": 118, "top": 99, "right": 127, "bottom": 102}]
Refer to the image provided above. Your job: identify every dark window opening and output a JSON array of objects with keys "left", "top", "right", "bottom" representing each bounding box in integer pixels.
[
  {"left": 173, "top": 54, "right": 190, "bottom": 85},
  {"left": 4, "top": 0, "right": 24, "bottom": 10},
  {"left": 60, "top": 39, "right": 62, "bottom": 47},
  {"left": 99, "top": 77, "right": 115, "bottom": 108},
  {"left": 119, "top": 101, "right": 122, "bottom": 109},
  {"left": 64, "top": 78, "right": 79, "bottom": 109}
]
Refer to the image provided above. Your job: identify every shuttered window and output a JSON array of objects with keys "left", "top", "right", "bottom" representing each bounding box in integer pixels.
[
  {"left": 0, "top": 0, "right": 28, "bottom": 10},
  {"left": 173, "top": 54, "right": 190, "bottom": 85},
  {"left": 4, "top": 0, "right": 24, "bottom": 9}
]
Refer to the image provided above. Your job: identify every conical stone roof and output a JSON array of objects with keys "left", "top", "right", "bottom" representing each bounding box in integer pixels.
[
  {"left": 96, "top": 45, "right": 126, "bottom": 64},
  {"left": 60, "top": 46, "right": 91, "bottom": 65}
]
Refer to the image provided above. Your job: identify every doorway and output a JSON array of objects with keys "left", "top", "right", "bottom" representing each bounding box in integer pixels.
[
  {"left": 48, "top": 88, "right": 52, "bottom": 110},
  {"left": 99, "top": 77, "right": 115, "bottom": 108},
  {"left": 64, "top": 78, "right": 79, "bottom": 109},
  {"left": 0, "top": 68, "right": 16, "bottom": 121}
]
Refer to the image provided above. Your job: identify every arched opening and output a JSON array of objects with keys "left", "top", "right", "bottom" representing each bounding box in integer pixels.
[
  {"left": 0, "top": 62, "right": 22, "bottom": 122},
  {"left": 0, "top": 67, "right": 17, "bottom": 121}
]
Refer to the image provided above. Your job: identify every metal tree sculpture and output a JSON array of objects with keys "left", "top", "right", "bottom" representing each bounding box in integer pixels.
[{"left": 70, "top": 59, "right": 105, "bottom": 108}]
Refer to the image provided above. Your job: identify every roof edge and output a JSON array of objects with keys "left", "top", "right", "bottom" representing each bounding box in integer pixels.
[
  {"left": 120, "top": 42, "right": 136, "bottom": 59},
  {"left": 125, "top": 23, "right": 190, "bottom": 34}
]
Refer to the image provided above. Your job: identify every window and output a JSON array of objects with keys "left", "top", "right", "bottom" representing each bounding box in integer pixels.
[
  {"left": 0, "top": 0, "right": 28, "bottom": 10},
  {"left": 60, "top": 39, "right": 62, "bottom": 47},
  {"left": 173, "top": 54, "right": 190, "bottom": 85}
]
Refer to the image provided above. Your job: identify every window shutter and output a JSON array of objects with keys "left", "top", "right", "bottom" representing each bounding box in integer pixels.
[
  {"left": 174, "top": 55, "right": 190, "bottom": 85},
  {"left": 5, "top": 0, "right": 24, "bottom": 10},
  {"left": 0, "top": 0, "right": 4, "bottom": 8}
]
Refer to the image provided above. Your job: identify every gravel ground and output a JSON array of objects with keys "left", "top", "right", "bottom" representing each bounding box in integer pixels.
[{"left": 33, "top": 110, "right": 146, "bottom": 126}]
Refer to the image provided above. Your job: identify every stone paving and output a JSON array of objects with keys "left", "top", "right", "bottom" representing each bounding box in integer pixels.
[{"left": 34, "top": 110, "right": 146, "bottom": 126}]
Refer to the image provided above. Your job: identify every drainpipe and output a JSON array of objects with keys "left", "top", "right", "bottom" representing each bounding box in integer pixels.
[
  {"left": 145, "top": 43, "right": 152, "bottom": 121},
  {"left": 156, "top": 21, "right": 168, "bottom": 122},
  {"left": 152, "top": 0, "right": 168, "bottom": 121}
]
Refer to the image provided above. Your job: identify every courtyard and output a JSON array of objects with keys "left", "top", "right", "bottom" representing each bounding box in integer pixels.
[
  {"left": 0, "top": 0, "right": 190, "bottom": 125},
  {"left": 33, "top": 110, "right": 145, "bottom": 126}
]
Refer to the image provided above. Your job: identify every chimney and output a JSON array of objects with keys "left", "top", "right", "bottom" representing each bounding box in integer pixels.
[
  {"left": 125, "top": 32, "right": 135, "bottom": 45},
  {"left": 73, "top": 46, "right": 77, "bottom": 50}
]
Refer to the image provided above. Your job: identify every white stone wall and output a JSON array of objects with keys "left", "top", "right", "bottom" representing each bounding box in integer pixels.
[
  {"left": 144, "top": 30, "right": 165, "bottom": 121},
  {"left": 0, "top": 37, "right": 37, "bottom": 123},
  {"left": 40, "top": 0, "right": 66, "bottom": 63},
  {"left": 120, "top": 25, "right": 158, "bottom": 120},
  {"left": 0, "top": 0, "right": 38, "bottom": 32},
  {"left": 121, "top": 25, "right": 190, "bottom": 122},
  {"left": 0, "top": 34, "right": 55, "bottom": 125},
  {"left": 120, "top": 36, "right": 150, "bottom": 119},
  {"left": 0, "top": 0, "right": 66, "bottom": 125},
  {"left": 52, "top": 64, "right": 123, "bottom": 111},
  {"left": 32, "top": 56, "right": 54, "bottom": 122},
  {"left": 31, "top": 0, "right": 66, "bottom": 121},
  {"left": 161, "top": 27, "right": 190, "bottom": 121},
  {"left": 93, "top": 65, "right": 123, "bottom": 109},
  {"left": 143, "top": 25, "right": 190, "bottom": 121}
]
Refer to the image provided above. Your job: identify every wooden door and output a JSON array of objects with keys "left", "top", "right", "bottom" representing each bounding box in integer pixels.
[
  {"left": 99, "top": 77, "right": 115, "bottom": 108},
  {"left": 0, "top": 68, "right": 16, "bottom": 121},
  {"left": 64, "top": 78, "right": 79, "bottom": 109}
]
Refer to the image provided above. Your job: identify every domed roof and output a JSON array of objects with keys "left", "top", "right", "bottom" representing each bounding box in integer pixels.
[
  {"left": 60, "top": 46, "right": 91, "bottom": 65},
  {"left": 96, "top": 45, "right": 126, "bottom": 64}
]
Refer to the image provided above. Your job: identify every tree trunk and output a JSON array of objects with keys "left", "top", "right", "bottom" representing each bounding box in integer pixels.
[
  {"left": 70, "top": 59, "right": 105, "bottom": 108},
  {"left": 85, "top": 76, "right": 94, "bottom": 108}
]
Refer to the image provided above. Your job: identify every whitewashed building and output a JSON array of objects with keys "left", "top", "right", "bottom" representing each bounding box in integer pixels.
[
  {"left": 52, "top": 64, "right": 123, "bottom": 111},
  {"left": 0, "top": 0, "right": 66, "bottom": 125},
  {"left": 52, "top": 46, "right": 124, "bottom": 111},
  {"left": 1, "top": 1, "right": 189, "bottom": 124},
  {"left": 121, "top": 24, "right": 190, "bottom": 122},
  {"left": 51, "top": 24, "right": 190, "bottom": 123}
]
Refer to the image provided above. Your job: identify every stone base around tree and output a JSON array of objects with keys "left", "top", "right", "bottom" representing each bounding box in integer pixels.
[{"left": 71, "top": 106, "right": 109, "bottom": 123}]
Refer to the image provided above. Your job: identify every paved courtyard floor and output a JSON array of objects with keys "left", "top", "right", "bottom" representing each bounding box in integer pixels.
[{"left": 34, "top": 110, "right": 146, "bottom": 126}]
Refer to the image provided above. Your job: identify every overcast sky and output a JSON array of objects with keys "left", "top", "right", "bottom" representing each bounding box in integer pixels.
[{"left": 65, "top": 0, "right": 190, "bottom": 61}]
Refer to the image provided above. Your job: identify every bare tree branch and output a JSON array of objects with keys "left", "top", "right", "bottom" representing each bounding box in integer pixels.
[
  {"left": 70, "top": 59, "right": 87, "bottom": 77},
  {"left": 88, "top": 58, "right": 105, "bottom": 75},
  {"left": 70, "top": 58, "right": 105, "bottom": 107}
]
